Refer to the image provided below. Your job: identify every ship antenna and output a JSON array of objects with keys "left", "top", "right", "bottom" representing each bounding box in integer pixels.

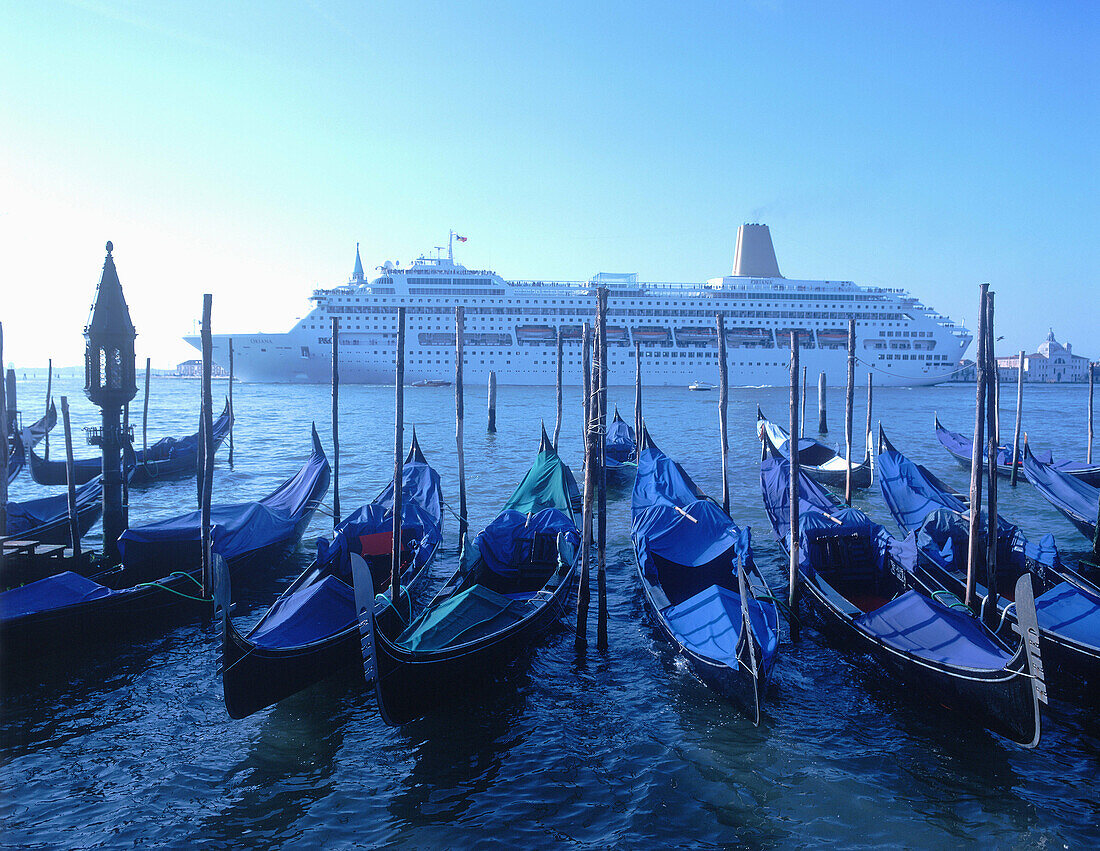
[{"left": 449, "top": 230, "right": 454, "bottom": 263}]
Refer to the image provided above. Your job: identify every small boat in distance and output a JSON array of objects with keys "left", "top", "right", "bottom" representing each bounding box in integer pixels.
[
  {"left": 410, "top": 379, "right": 451, "bottom": 388},
  {"left": 688, "top": 380, "right": 716, "bottom": 391}
]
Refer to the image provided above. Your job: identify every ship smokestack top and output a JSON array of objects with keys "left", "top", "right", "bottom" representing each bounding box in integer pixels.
[{"left": 732, "top": 223, "right": 782, "bottom": 278}]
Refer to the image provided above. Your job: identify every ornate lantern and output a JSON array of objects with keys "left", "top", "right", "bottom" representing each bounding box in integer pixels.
[
  {"left": 84, "top": 241, "right": 137, "bottom": 406},
  {"left": 83, "top": 241, "right": 137, "bottom": 561}
]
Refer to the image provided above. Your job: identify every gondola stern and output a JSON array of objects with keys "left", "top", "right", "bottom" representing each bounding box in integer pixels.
[
  {"left": 406, "top": 429, "right": 427, "bottom": 465},
  {"left": 538, "top": 422, "right": 555, "bottom": 455},
  {"left": 350, "top": 552, "right": 399, "bottom": 726},
  {"left": 1012, "top": 573, "right": 1047, "bottom": 748}
]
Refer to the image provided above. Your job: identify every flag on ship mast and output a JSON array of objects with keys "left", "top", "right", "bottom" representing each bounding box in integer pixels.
[{"left": 455, "top": 234, "right": 467, "bottom": 242}]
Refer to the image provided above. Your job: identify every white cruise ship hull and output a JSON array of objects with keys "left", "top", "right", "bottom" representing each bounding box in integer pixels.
[
  {"left": 184, "top": 226, "right": 970, "bottom": 389},
  {"left": 185, "top": 332, "right": 955, "bottom": 388}
]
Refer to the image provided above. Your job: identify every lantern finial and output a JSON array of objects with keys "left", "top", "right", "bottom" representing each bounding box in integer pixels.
[{"left": 106, "top": 240, "right": 113, "bottom": 255}]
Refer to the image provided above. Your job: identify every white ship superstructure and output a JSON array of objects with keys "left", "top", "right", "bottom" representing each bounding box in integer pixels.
[{"left": 186, "top": 225, "right": 971, "bottom": 387}]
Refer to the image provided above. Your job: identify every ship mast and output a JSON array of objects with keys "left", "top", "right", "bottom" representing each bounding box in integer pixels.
[{"left": 448, "top": 230, "right": 454, "bottom": 263}]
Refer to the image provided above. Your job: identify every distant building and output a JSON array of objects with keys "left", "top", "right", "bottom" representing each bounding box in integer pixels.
[
  {"left": 176, "top": 359, "right": 228, "bottom": 378},
  {"left": 996, "top": 330, "right": 1093, "bottom": 383}
]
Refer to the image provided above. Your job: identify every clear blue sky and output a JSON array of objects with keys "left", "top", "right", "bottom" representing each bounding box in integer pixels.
[{"left": 2, "top": 0, "right": 1097, "bottom": 368}]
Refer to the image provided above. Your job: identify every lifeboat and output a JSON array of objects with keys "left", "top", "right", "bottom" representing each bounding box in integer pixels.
[
  {"left": 631, "top": 326, "right": 671, "bottom": 344},
  {"left": 674, "top": 327, "right": 718, "bottom": 346},
  {"left": 516, "top": 325, "right": 557, "bottom": 343}
]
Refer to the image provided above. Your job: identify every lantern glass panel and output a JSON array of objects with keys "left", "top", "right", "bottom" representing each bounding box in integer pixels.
[{"left": 99, "top": 347, "right": 108, "bottom": 389}]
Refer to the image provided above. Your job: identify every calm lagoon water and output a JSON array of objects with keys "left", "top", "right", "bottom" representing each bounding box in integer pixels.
[{"left": 2, "top": 374, "right": 1098, "bottom": 848}]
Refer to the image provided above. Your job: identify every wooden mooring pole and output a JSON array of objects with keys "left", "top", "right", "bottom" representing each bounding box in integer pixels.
[
  {"left": 1088, "top": 362, "right": 1095, "bottom": 466},
  {"left": 845, "top": 319, "right": 855, "bottom": 505},
  {"left": 553, "top": 326, "right": 563, "bottom": 451},
  {"left": 817, "top": 370, "right": 828, "bottom": 434},
  {"left": 44, "top": 358, "right": 52, "bottom": 462},
  {"left": 487, "top": 371, "right": 497, "bottom": 433},
  {"left": 200, "top": 294, "right": 215, "bottom": 598},
  {"left": 983, "top": 292, "right": 999, "bottom": 626},
  {"left": 865, "top": 372, "right": 873, "bottom": 462},
  {"left": 634, "top": 341, "right": 642, "bottom": 450},
  {"left": 1010, "top": 350, "right": 1024, "bottom": 486},
  {"left": 142, "top": 357, "right": 151, "bottom": 477},
  {"left": 61, "top": 396, "right": 80, "bottom": 557},
  {"left": 788, "top": 331, "right": 801, "bottom": 641},
  {"left": 965, "top": 284, "right": 989, "bottom": 608},
  {"left": 392, "top": 307, "right": 406, "bottom": 602},
  {"left": 331, "top": 317, "right": 341, "bottom": 528},
  {"left": 800, "top": 365, "right": 807, "bottom": 438},
  {"left": 576, "top": 323, "right": 593, "bottom": 647},
  {"left": 455, "top": 306, "right": 468, "bottom": 547},
  {"left": 228, "top": 338, "right": 234, "bottom": 467},
  {"left": 717, "top": 314, "right": 730, "bottom": 515},
  {"left": 596, "top": 289, "right": 609, "bottom": 650}
]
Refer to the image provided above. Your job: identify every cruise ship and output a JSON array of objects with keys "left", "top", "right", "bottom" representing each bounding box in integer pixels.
[{"left": 186, "top": 225, "right": 971, "bottom": 387}]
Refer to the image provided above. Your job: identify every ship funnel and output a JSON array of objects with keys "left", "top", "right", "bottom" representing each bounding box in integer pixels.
[{"left": 732, "top": 223, "right": 782, "bottom": 278}]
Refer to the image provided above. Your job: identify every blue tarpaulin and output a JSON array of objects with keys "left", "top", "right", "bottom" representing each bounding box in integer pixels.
[
  {"left": 0, "top": 571, "right": 114, "bottom": 619},
  {"left": 1024, "top": 447, "right": 1099, "bottom": 536},
  {"left": 877, "top": 446, "right": 967, "bottom": 533},
  {"left": 249, "top": 575, "right": 355, "bottom": 648},
  {"left": 605, "top": 414, "right": 637, "bottom": 466},
  {"left": 6, "top": 476, "right": 102, "bottom": 535},
  {"left": 633, "top": 500, "right": 750, "bottom": 577},
  {"left": 664, "top": 584, "right": 779, "bottom": 665},
  {"left": 854, "top": 590, "right": 1013, "bottom": 670},
  {"left": 118, "top": 427, "right": 329, "bottom": 569},
  {"left": 476, "top": 508, "right": 579, "bottom": 579},
  {"left": 632, "top": 446, "right": 706, "bottom": 514},
  {"left": 759, "top": 451, "right": 839, "bottom": 538},
  {"left": 1034, "top": 582, "right": 1100, "bottom": 651}
]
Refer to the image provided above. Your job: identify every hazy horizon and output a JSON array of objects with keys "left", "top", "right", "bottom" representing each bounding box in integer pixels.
[{"left": 2, "top": 1, "right": 1096, "bottom": 370}]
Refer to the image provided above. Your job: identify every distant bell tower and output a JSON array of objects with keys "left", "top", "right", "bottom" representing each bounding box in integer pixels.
[
  {"left": 732, "top": 223, "right": 783, "bottom": 278},
  {"left": 84, "top": 241, "right": 137, "bottom": 562}
]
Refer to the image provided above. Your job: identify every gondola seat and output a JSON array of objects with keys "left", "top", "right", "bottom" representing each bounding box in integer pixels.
[
  {"left": 1034, "top": 583, "right": 1100, "bottom": 649},
  {"left": 854, "top": 590, "right": 1012, "bottom": 670},
  {"left": 0, "top": 571, "right": 113, "bottom": 619},
  {"left": 663, "top": 584, "right": 778, "bottom": 665},
  {"left": 249, "top": 575, "right": 355, "bottom": 649}
]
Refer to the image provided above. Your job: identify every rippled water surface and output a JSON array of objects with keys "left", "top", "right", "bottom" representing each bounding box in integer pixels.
[{"left": 2, "top": 374, "right": 1098, "bottom": 848}]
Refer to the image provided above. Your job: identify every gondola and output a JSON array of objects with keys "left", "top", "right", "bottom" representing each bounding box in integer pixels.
[
  {"left": 27, "top": 399, "right": 233, "bottom": 487},
  {"left": 631, "top": 426, "right": 779, "bottom": 723},
  {"left": 934, "top": 415, "right": 1100, "bottom": 486},
  {"left": 353, "top": 427, "right": 580, "bottom": 725},
  {"left": 1022, "top": 442, "right": 1099, "bottom": 544},
  {"left": 0, "top": 425, "right": 329, "bottom": 658},
  {"left": 604, "top": 407, "right": 638, "bottom": 477},
  {"left": 756, "top": 407, "right": 872, "bottom": 490},
  {"left": 214, "top": 432, "right": 444, "bottom": 720},
  {"left": 25, "top": 399, "right": 58, "bottom": 448},
  {"left": 878, "top": 427, "right": 1100, "bottom": 697},
  {"left": 5, "top": 475, "right": 103, "bottom": 549},
  {"left": 760, "top": 433, "right": 1044, "bottom": 747}
]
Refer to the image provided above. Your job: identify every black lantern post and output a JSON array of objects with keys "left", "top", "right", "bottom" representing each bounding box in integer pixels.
[{"left": 84, "top": 241, "right": 137, "bottom": 563}]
